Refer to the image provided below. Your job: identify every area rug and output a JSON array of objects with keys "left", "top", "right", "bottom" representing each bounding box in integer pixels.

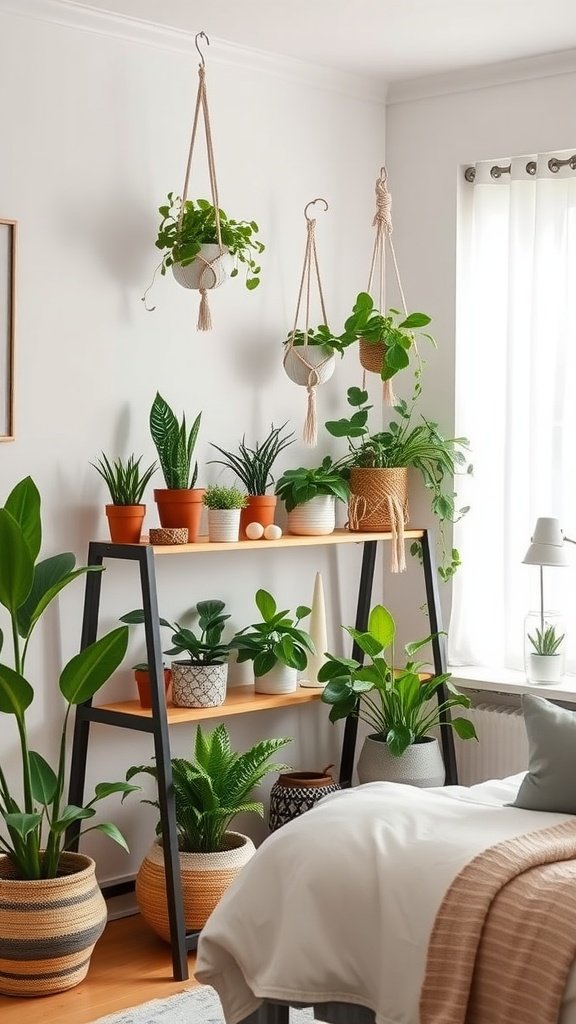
[{"left": 91, "top": 984, "right": 315, "bottom": 1024}]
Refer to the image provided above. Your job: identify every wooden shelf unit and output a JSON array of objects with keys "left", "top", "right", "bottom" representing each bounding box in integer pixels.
[{"left": 97, "top": 686, "right": 323, "bottom": 723}]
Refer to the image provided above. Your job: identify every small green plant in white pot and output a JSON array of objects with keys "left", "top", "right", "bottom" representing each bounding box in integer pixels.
[
  {"left": 203, "top": 485, "right": 248, "bottom": 543},
  {"left": 231, "top": 589, "right": 315, "bottom": 694},
  {"left": 275, "top": 457, "right": 350, "bottom": 536},
  {"left": 283, "top": 325, "right": 349, "bottom": 387},
  {"left": 525, "top": 616, "right": 566, "bottom": 684}
]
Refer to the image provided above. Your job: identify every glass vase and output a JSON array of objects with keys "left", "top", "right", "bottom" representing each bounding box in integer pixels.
[{"left": 524, "top": 610, "right": 566, "bottom": 685}]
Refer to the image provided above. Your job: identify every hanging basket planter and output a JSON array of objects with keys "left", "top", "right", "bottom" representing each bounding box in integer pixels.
[
  {"left": 283, "top": 344, "right": 336, "bottom": 387},
  {"left": 171, "top": 244, "right": 233, "bottom": 290},
  {"left": 358, "top": 337, "right": 386, "bottom": 375}
]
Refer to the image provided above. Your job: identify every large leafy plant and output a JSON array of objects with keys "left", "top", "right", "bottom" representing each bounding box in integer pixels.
[
  {"left": 319, "top": 605, "right": 477, "bottom": 757},
  {"left": 121, "top": 600, "right": 231, "bottom": 667},
  {"left": 340, "top": 292, "right": 434, "bottom": 382},
  {"left": 127, "top": 723, "right": 291, "bottom": 852},
  {"left": 275, "top": 457, "right": 350, "bottom": 512},
  {"left": 155, "top": 194, "right": 265, "bottom": 290},
  {"left": 209, "top": 422, "right": 295, "bottom": 496},
  {"left": 150, "top": 392, "right": 202, "bottom": 490},
  {"left": 231, "top": 589, "right": 315, "bottom": 676},
  {"left": 0, "top": 477, "right": 137, "bottom": 879}
]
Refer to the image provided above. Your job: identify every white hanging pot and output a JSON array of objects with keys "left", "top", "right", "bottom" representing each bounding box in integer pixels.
[
  {"left": 356, "top": 735, "right": 445, "bottom": 788},
  {"left": 254, "top": 662, "right": 298, "bottom": 695},
  {"left": 283, "top": 345, "right": 336, "bottom": 387},
  {"left": 172, "top": 244, "right": 233, "bottom": 290},
  {"left": 287, "top": 495, "right": 336, "bottom": 537},
  {"left": 207, "top": 509, "right": 241, "bottom": 543}
]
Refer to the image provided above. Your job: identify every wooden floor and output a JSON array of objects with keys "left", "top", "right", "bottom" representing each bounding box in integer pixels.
[{"left": 0, "top": 913, "right": 199, "bottom": 1024}]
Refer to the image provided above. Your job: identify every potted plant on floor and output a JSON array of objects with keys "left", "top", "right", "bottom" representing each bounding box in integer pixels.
[
  {"left": 231, "top": 589, "right": 315, "bottom": 694},
  {"left": 319, "top": 604, "right": 477, "bottom": 786},
  {"left": 127, "top": 723, "right": 290, "bottom": 938},
  {"left": 150, "top": 392, "right": 204, "bottom": 542},
  {"left": 275, "top": 456, "right": 350, "bottom": 536},
  {"left": 209, "top": 423, "right": 295, "bottom": 537},
  {"left": 155, "top": 194, "right": 265, "bottom": 292},
  {"left": 203, "top": 484, "right": 248, "bottom": 542},
  {"left": 0, "top": 476, "right": 138, "bottom": 996},
  {"left": 340, "top": 292, "right": 435, "bottom": 383},
  {"left": 91, "top": 451, "right": 157, "bottom": 544},
  {"left": 326, "top": 384, "right": 471, "bottom": 579}
]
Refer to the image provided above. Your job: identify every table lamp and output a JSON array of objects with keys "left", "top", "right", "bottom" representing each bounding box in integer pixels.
[{"left": 522, "top": 518, "right": 574, "bottom": 684}]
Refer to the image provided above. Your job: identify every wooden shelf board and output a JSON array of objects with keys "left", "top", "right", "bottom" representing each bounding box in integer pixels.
[
  {"left": 137, "top": 527, "right": 425, "bottom": 555},
  {"left": 96, "top": 685, "right": 324, "bottom": 723}
]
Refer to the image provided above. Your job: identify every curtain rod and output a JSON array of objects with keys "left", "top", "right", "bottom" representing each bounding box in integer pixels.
[{"left": 464, "top": 153, "right": 576, "bottom": 182}]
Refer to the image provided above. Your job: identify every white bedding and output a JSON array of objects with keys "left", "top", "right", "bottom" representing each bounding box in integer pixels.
[{"left": 196, "top": 775, "right": 576, "bottom": 1024}]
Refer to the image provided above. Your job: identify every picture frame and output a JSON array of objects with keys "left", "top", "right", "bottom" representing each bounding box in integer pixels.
[{"left": 0, "top": 218, "right": 16, "bottom": 441}]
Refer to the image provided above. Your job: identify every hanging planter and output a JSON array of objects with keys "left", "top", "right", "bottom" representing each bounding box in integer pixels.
[{"left": 143, "top": 33, "right": 265, "bottom": 329}]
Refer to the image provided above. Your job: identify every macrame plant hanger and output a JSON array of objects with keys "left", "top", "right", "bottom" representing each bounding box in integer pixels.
[
  {"left": 283, "top": 198, "right": 332, "bottom": 446},
  {"left": 364, "top": 166, "right": 415, "bottom": 405}
]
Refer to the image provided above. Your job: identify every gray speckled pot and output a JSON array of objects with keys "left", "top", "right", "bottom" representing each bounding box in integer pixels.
[{"left": 356, "top": 735, "right": 445, "bottom": 788}]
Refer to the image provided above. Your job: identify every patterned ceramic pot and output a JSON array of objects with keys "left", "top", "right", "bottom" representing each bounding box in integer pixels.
[
  {"left": 0, "top": 852, "right": 106, "bottom": 996},
  {"left": 357, "top": 735, "right": 445, "bottom": 788},
  {"left": 268, "top": 767, "right": 341, "bottom": 831},
  {"left": 287, "top": 495, "right": 336, "bottom": 536},
  {"left": 171, "top": 661, "right": 228, "bottom": 708}
]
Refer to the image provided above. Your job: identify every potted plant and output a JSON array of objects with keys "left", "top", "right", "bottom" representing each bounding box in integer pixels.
[
  {"left": 283, "top": 324, "right": 350, "bottom": 387},
  {"left": 231, "top": 589, "right": 315, "bottom": 694},
  {"left": 0, "top": 476, "right": 138, "bottom": 996},
  {"left": 525, "top": 616, "right": 566, "bottom": 684},
  {"left": 319, "top": 604, "right": 477, "bottom": 786},
  {"left": 127, "top": 723, "right": 290, "bottom": 938},
  {"left": 150, "top": 392, "right": 204, "bottom": 542},
  {"left": 340, "top": 292, "right": 434, "bottom": 382},
  {"left": 275, "top": 457, "right": 350, "bottom": 536},
  {"left": 203, "top": 484, "right": 248, "bottom": 543},
  {"left": 155, "top": 194, "right": 265, "bottom": 292},
  {"left": 326, "top": 385, "right": 471, "bottom": 580},
  {"left": 91, "top": 451, "right": 157, "bottom": 544},
  {"left": 209, "top": 422, "right": 295, "bottom": 536},
  {"left": 122, "top": 601, "right": 232, "bottom": 708}
]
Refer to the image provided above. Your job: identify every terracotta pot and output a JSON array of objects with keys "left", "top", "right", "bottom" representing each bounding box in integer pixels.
[
  {"left": 105, "top": 504, "right": 145, "bottom": 544},
  {"left": 153, "top": 488, "right": 205, "bottom": 543},
  {"left": 136, "top": 832, "right": 255, "bottom": 939},
  {"left": 240, "top": 495, "right": 277, "bottom": 537},
  {"left": 0, "top": 852, "right": 107, "bottom": 996},
  {"left": 134, "top": 667, "right": 172, "bottom": 709}
]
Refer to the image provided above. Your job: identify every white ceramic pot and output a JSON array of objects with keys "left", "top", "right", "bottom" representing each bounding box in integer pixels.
[
  {"left": 287, "top": 495, "right": 336, "bottom": 536},
  {"left": 172, "top": 244, "right": 233, "bottom": 290},
  {"left": 527, "top": 653, "right": 563, "bottom": 684},
  {"left": 356, "top": 735, "right": 445, "bottom": 788},
  {"left": 255, "top": 662, "right": 298, "bottom": 695},
  {"left": 283, "top": 345, "right": 336, "bottom": 387},
  {"left": 171, "top": 661, "right": 228, "bottom": 708},
  {"left": 207, "top": 509, "right": 241, "bottom": 543}
]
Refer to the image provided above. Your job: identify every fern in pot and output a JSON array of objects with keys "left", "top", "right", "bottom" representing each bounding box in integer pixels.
[
  {"left": 203, "top": 484, "right": 248, "bottom": 543},
  {"left": 149, "top": 392, "right": 203, "bottom": 542}
]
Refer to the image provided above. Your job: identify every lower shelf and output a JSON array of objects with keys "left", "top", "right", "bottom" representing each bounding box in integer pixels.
[{"left": 96, "top": 684, "right": 324, "bottom": 724}]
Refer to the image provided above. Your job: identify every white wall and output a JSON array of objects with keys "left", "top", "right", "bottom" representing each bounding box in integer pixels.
[
  {"left": 385, "top": 66, "right": 576, "bottom": 640},
  {"left": 0, "top": 1, "right": 388, "bottom": 881}
]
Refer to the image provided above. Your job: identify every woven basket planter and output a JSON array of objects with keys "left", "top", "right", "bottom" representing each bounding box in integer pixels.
[
  {"left": 348, "top": 467, "right": 409, "bottom": 532},
  {"left": 359, "top": 337, "right": 386, "bottom": 374},
  {"left": 0, "top": 852, "right": 106, "bottom": 997},
  {"left": 269, "top": 769, "right": 341, "bottom": 832},
  {"left": 136, "top": 832, "right": 255, "bottom": 940}
]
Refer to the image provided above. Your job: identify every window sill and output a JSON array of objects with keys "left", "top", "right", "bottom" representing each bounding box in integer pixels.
[{"left": 449, "top": 664, "right": 576, "bottom": 703}]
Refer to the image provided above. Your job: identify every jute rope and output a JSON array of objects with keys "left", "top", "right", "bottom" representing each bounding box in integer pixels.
[
  {"left": 348, "top": 467, "right": 408, "bottom": 572},
  {"left": 283, "top": 199, "right": 333, "bottom": 446}
]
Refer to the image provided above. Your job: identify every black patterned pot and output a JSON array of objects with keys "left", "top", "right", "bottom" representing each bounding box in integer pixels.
[{"left": 268, "top": 766, "right": 341, "bottom": 832}]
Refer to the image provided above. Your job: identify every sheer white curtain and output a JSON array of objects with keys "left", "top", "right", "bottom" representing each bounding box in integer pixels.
[{"left": 449, "top": 152, "right": 576, "bottom": 672}]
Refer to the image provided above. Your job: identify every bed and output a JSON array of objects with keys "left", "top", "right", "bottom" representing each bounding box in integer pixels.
[{"left": 195, "top": 772, "right": 576, "bottom": 1024}]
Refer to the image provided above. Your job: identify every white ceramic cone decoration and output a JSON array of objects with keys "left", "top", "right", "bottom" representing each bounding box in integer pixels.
[{"left": 300, "top": 571, "right": 328, "bottom": 687}]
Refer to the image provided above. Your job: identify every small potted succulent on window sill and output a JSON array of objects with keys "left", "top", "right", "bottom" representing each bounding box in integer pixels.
[
  {"left": 275, "top": 456, "right": 350, "bottom": 536},
  {"left": 231, "top": 589, "right": 315, "bottom": 695},
  {"left": 341, "top": 292, "right": 434, "bottom": 382},
  {"left": 203, "top": 485, "right": 248, "bottom": 543},
  {"left": 209, "top": 423, "right": 295, "bottom": 537},
  {"left": 91, "top": 452, "right": 157, "bottom": 544},
  {"left": 525, "top": 615, "right": 566, "bottom": 684},
  {"left": 149, "top": 392, "right": 203, "bottom": 542}
]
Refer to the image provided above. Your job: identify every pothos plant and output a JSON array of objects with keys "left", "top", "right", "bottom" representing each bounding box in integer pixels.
[
  {"left": 155, "top": 194, "right": 265, "bottom": 290},
  {"left": 340, "top": 292, "right": 435, "bottom": 382},
  {"left": 284, "top": 325, "right": 353, "bottom": 357}
]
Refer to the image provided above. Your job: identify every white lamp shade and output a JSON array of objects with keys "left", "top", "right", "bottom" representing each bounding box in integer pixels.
[{"left": 523, "top": 517, "right": 571, "bottom": 566}]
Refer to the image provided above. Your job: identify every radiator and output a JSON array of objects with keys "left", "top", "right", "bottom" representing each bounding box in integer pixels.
[{"left": 454, "top": 702, "right": 529, "bottom": 787}]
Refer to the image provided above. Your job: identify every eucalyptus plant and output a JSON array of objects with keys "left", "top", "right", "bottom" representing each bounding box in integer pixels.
[
  {"left": 209, "top": 423, "right": 295, "bottom": 496},
  {"left": 0, "top": 477, "right": 137, "bottom": 880},
  {"left": 150, "top": 392, "right": 202, "bottom": 490},
  {"left": 340, "top": 292, "right": 435, "bottom": 382},
  {"left": 319, "top": 604, "right": 477, "bottom": 757},
  {"left": 91, "top": 452, "right": 157, "bottom": 505}
]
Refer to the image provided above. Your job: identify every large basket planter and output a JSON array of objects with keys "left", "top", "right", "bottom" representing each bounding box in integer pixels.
[
  {"left": 171, "top": 244, "right": 233, "bottom": 290},
  {"left": 0, "top": 852, "right": 107, "bottom": 997},
  {"left": 348, "top": 467, "right": 408, "bottom": 533},
  {"left": 357, "top": 735, "right": 445, "bottom": 788},
  {"left": 136, "top": 832, "right": 255, "bottom": 939},
  {"left": 153, "top": 488, "right": 205, "bottom": 543},
  {"left": 171, "top": 661, "right": 228, "bottom": 708}
]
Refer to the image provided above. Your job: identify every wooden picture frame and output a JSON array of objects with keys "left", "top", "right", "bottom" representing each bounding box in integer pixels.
[{"left": 0, "top": 219, "right": 16, "bottom": 441}]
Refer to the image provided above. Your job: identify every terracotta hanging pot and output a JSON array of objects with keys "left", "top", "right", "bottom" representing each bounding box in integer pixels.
[
  {"left": 105, "top": 504, "right": 146, "bottom": 544},
  {"left": 240, "top": 495, "right": 277, "bottom": 537},
  {"left": 153, "top": 488, "right": 205, "bottom": 543}
]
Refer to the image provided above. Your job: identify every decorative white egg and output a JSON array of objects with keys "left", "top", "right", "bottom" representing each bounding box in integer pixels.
[
  {"left": 264, "top": 524, "right": 283, "bottom": 541},
  {"left": 245, "top": 522, "right": 264, "bottom": 540}
]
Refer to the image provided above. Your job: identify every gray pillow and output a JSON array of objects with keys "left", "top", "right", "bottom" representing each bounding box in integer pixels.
[{"left": 512, "top": 693, "right": 576, "bottom": 814}]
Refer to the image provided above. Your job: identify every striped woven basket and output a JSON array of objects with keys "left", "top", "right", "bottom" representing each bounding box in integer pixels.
[
  {"left": 0, "top": 852, "right": 107, "bottom": 997},
  {"left": 136, "top": 832, "right": 255, "bottom": 941},
  {"left": 359, "top": 337, "right": 385, "bottom": 374}
]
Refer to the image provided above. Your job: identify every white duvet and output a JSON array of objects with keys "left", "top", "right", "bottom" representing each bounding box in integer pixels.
[{"left": 195, "top": 775, "right": 576, "bottom": 1024}]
